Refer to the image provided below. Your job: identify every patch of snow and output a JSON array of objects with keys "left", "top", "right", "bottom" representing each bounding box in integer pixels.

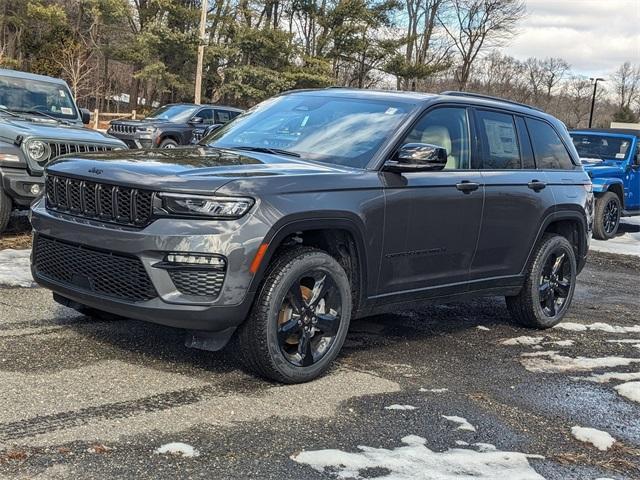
[
  {"left": 549, "top": 340, "right": 574, "bottom": 347},
  {"left": 606, "top": 339, "right": 640, "bottom": 343},
  {"left": 292, "top": 435, "right": 545, "bottom": 480},
  {"left": 472, "top": 442, "right": 497, "bottom": 452},
  {"left": 419, "top": 388, "right": 448, "bottom": 393},
  {"left": 442, "top": 415, "right": 476, "bottom": 432},
  {"left": 455, "top": 440, "right": 469, "bottom": 446},
  {"left": 476, "top": 326, "right": 491, "bottom": 331},
  {"left": 571, "top": 426, "right": 616, "bottom": 451},
  {"left": 154, "top": 442, "right": 199, "bottom": 457},
  {"left": 384, "top": 404, "right": 416, "bottom": 411},
  {"left": 501, "top": 336, "right": 544, "bottom": 346},
  {"left": 590, "top": 224, "right": 640, "bottom": 257},
  {"left": 615, "top": 381, "right": 640, "bottom": 404},
  {"left": 520, "top": 351, "right": 640, "bottom": 373},
  {"left": 0, "top": 249, "right": 35, "bottom": 288},
  {"left": 555, "top": 322, "right": 640, "bottom": 334},
  {"left": 578, "top": 371, "right": 640, "bottom": 383}
]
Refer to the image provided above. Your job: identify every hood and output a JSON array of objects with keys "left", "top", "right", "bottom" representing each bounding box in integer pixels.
[
  {"left": 110, "top": 118, "right": 170, "bottom": 127},
  {"left": 581, "top": 161, "right": 625, "bottom": 178},
  {"left": 45, "top": 146, "right": 352, "bottom": 194},
  {"left": 0, "top": 116, "right": 123, "bottom": 145}
]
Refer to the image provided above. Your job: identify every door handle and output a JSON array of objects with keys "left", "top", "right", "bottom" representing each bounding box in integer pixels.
[
  {"left": 456, "top": 181, "right": 480, "bottom": 193},
  {"left": 527, "top": 180, "right": 547, "bottom": 191}
]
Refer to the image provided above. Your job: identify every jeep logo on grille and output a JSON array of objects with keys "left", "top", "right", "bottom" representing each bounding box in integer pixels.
[{"left": 88, "top": 167, "right": 103, "bottom": 175}]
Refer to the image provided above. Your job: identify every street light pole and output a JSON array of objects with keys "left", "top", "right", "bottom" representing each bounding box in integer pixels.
[
  {"left": 588, "top": 77, "right": 605, "bottom": 128},
  {"left": 194, "top": 0, "right": 208, "bottom": 105}
]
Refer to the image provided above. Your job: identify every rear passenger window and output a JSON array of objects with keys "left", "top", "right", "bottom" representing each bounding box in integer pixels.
[
  {"left": 215, "top": 110, "right": 232, "bottom": 123},
  {"left": 476, "top": 110, "right": 521, "bottom": 169},
  {"left": 526, "top": 118, "right": 574, "bottom": 169}
]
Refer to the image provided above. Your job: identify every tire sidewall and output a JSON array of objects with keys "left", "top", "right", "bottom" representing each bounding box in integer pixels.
[
  {"left": 160, "top": 139, "right": 178, "bottom": 149},
  {"left": 0, "top": 187, "right": 12, "bottom": 234},
  {"left": 530, "top": 236, "right": 577, "bottom": 328},
  {"left": 263, "top": 252, "right": 352, "bottom": 382},
  {"left": 595, "top": 193, "right": 621, "bottom": 239}
]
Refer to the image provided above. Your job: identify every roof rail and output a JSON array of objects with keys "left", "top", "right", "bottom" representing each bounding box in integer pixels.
[{"left": 440, "top": 91, "right": 543, "bottom": 112}]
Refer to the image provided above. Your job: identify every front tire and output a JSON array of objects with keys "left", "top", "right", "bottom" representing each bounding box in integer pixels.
[
  {"left": 0, "top": 188, "right": 12, "bottom": 234},
  {"left": 593, "top": 191, "right": 621, "bottom": 240},
  {"left": 159, "top": 138, "right": 178, "bottom": 149},
  {"left": 234, "top": 247, "right": 352, "bottom": 383},
  {"left": 506, "top": 234, "right": 577, "bottom": 329}
]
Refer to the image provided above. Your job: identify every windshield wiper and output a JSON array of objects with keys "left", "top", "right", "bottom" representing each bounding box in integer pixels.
[
  {"left": 231, "top": 146, "right": 301, "bottom": 158},
  {"left": 10, "top": 109, "right": 72, "bottom": 125}
]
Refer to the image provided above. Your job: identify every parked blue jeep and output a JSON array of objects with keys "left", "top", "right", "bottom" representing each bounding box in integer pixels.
[{"left": 569, "top": 129, "right": 640, "bottom": 239}]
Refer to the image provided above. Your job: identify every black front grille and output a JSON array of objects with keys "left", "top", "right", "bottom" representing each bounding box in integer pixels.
[
  {"left": 33, "top": 236, "right": 157, "bottom": 303},
  {"left": 110, "top": 124, "right": 137, "bottom": 135},
  {"left": 169, "top": 269, "right": 225, "bottom": 298},
  {"left": 45, "top": 174, "right": 154, "bottom": 227}
]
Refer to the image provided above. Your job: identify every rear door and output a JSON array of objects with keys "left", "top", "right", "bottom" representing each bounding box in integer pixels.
[
  {"left": 378, "top": 106, "right": 484, "bottom": 297},
  {"left": 469, "top": 110, "right": 556, "bottom": 282}
]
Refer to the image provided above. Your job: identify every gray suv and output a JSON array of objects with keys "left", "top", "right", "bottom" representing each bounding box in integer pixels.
[
  {"left": 0, "top": 68, "right": 126, "bottom": 232},
  {"left": 30, "top": 89, "right": 593, "bottom": 383}
]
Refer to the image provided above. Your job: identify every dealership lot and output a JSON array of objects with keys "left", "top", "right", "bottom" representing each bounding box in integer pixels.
[{"left": 0, "top": 241, "right": 638, "bottom": 479}]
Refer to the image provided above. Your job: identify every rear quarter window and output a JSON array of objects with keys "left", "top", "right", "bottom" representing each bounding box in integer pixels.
[{"left": 526, "top": 118, "right": 574, "bottom": 169}]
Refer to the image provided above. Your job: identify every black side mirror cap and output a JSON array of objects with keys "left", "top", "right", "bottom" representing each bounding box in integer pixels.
[
  {"left": 80, "top": 108, "right": 91, "bottom": 125},
  {"left": 384, "top": 143, "right": 448, "bottom": 173},
  {"left": 190, "top": 116, "right": 204, "bottom": 124}
]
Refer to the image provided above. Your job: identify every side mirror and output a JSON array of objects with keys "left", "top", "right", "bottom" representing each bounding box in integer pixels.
[
  {"left": 384, "top": 143, "right": 448, "bottom": 173},
  {"left": 80, "top": 108, "right": 91, "bottom": 125},
  {"left": 203, "top": 124, "right": 223, "bottom": 136},
  {"left": 190, "top": 116, "right": 204, "bottom": 125},
  {"left": 634, "top": 149, "right": 640, "bottom": 167}
]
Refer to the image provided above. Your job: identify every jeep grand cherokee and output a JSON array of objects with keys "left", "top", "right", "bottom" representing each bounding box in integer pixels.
[{"left": 30, "top": 89, "right": 593, "bottom": 383}]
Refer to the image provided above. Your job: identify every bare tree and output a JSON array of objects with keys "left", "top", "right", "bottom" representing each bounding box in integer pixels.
[
  {"left": 54, "top": 40, "right": 96, "bottom": 103},
  {"left": 439, "top": 0, "right": 525, "bottom": 90},
  {"left": 611, "top": 61, "right": 640, "bottom": 110}
]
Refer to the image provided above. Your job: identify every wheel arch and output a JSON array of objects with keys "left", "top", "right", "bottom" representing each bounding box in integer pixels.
[
  {"left": 593, "top": 178, "right": 624, "bottom": 207},
  {"left": 249, "top": 214, "right": 369, "bottom": 314}
]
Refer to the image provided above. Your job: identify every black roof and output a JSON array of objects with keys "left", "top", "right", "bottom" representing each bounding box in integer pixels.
[
  {"left": 571, "top": 128, "right": 640, "bottom": 138},
  {"left": 161, "top": 102, "right": 243, "bottom": 112}
]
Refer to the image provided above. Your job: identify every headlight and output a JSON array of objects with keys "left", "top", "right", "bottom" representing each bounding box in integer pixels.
[
  {"left": 157, "top": 193, "right": 254, "bottom": 219},
  {"left": 136, "top": 127, "right": 156, "bottom": 133},
  {"left": 25, "top": 140, "right": 50, "bottom": 162}
]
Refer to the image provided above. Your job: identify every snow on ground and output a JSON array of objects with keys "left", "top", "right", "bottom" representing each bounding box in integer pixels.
[
  {"left": 590, "top": 218, "right": 640, "bottom": 257},
  {"left": 520, "top": 351, "right": 640, "bottom": 374},
  {"left": 555, "top": 322, "right": 640, "bottom": 334},
  {"left": 501, "top": 336, "right": 545, "bottom": 346},
  {"left": 578, "top": 371, "right": 640, "bottom": 383},
  {"left": 154, "top": 442, "right": 199, "bottom": 457},
  {"left": 476, "top": 326, "right": 491, "bottom": 331},
  {"left": 571, "top": 426, "right": 616, "bottom": 451},
  {"left": 442, "top": 415, "right": 476, "bottom": 432},
  {"left": 0, "top": 249, "right": 34, "bottom": 288},
  {"left": 384, "top": 404, "right": 417, "bottom": 411},
  {"left": 419, "top": 388, "right": 448, "bottom": 393},
  {"left": 292, "top": 435, "right": 544, "bottom": 480},
  {"left": 615, "top": 382, "right": 640, "bottom": 404}
]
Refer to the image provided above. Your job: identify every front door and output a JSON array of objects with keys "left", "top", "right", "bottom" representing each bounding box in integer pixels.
[{"left": 378, "top": 106, "right": 484, "bottom": 297}]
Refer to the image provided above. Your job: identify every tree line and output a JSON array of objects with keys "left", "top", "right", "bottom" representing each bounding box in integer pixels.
[{"left": 0, "top": 0, "right": 637, "bottom": 128}]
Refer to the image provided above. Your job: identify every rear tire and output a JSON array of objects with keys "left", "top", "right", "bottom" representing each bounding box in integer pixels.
[
  {"left": 0, "top": 188, "right": 12, "bottom": 234},
  {"left": 592, "top": 191, "right": 621, "bottom": 240},
  {"left": 506, "top": 234, "right": 577, "bottom": 329},
  {"left": 234, "top": 247, "right": 352, "bottom": 383}
]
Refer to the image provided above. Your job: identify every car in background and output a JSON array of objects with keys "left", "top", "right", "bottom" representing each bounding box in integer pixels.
[
  {"left": 570, "top": 129, "right": 640, "bottom": 239},
  {"left": 107, "top": 103, "right": 243, "bottom": 149},
  {"left": 0, "top": 68, "right": 126, "bottom": 234}
]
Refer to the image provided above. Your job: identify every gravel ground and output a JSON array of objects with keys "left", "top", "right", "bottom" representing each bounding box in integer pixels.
[{"left": 0, "top": 252, "right": 638, "bottom": 479}]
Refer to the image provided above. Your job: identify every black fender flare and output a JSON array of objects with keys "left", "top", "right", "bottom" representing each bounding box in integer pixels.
[{"left": 248, "top": 212, "right": 370, "bottom": 308}]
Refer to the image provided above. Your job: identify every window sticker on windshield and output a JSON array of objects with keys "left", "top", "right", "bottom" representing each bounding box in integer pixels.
[
  {"left": 59, "top": 90, "right": 66, "bottom": 98},
  {"left": 384, "top": 107, "right": 398, "bottom": 115},
  {"left": 60, "top": 107, "right": 73, "bottom": 115},
  {"left": 301, "top": 115, "right": 309, "bottom": 127},
  {"left": 616, "top": 153, "right": 626, "bottom": 159}
]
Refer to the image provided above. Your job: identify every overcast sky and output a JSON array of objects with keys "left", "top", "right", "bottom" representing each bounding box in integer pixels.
[{"left": 503, "top": 0, "right": 640, "bottom": 77}]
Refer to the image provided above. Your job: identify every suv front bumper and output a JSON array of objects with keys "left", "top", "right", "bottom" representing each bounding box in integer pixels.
[
  {"left": 0, "top": 167, "right": 44, "bottom": 206},
  {"left": 30, "top": 199, "right": 267, "bottom": 332}
]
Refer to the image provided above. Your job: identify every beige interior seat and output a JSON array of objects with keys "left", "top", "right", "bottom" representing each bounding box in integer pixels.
[{"left": 420, "top": 126, "right": 457, "bottom": 169}]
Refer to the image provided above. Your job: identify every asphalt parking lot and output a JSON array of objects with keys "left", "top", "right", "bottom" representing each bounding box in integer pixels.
[{"left": 0, "top": 243, "right": 639, "bottom": 479}]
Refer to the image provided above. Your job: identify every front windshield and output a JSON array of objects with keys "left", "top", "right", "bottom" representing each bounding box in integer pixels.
[
  {"left": 0, "top": 75, "right": 79, "bottom": 120},
  {"left": 571, "top": 133, "right": 631, "bottom": 161},
  {"left": 147, "top": 104, "right": 198, "bottom": 122},
  {"left": 204, "top": 94, "right": 414, "bottom": 168}
]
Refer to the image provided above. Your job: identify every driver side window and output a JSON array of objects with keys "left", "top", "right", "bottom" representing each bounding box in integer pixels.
[
  {"left": 196, "top": 108, "right": 215, "bottom": 124},
  {"left": 403, "top": 107, "right": 470, "bottom": 170}
]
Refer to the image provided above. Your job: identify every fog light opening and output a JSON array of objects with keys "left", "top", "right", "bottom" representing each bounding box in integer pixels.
[
  {"left": 165, "top": 253, "right": 226, "bottom": 268},
  {"left": 30, "top": 184, "right": 41, "bottom": 195}
]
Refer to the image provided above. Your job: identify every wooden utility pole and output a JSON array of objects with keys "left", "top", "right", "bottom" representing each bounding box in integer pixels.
[{"left": 194, "top": 0, "right": 208, "bottom": 105}]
